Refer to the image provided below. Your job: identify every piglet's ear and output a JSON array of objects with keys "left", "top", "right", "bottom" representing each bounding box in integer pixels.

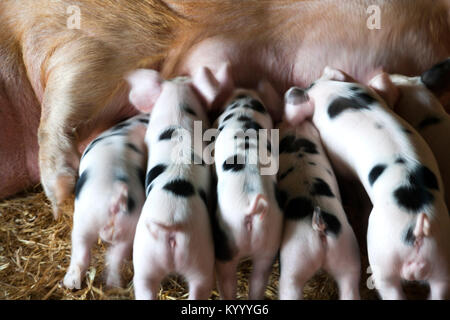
[
  {"left": 192, "top": 63, "right": 234, "bottom": 109},
  {"left": 257, "top": 79, "right": 283, "bottom": 123},
  {"left": 368, "top": 72, "right": 400, "bottom": 109},
  {"left": 321, "top": 66, "right": 349, "bottom": 81},
  {"left": 126, "top": 69, "right": 163, "bottom": 112},
  {"left": 321, "top": 66, "right": 356, "bottom": 82},
  {"left": 283, "top": 87, "right": 314, "bottom": 125}
]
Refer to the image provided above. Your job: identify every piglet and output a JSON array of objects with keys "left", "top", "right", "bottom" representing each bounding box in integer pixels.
[
  {"left": 63, "top": 113, "right": 149, "bottom": 289},
  {"left": 276, "top": 121, "right": 361, "bottom": 300},
  {"left": 284, "top": 67, "right": 450, "bottom": 300},
  {"left": 126, "top": 69, "right": 215, "bottom": 300},
  {"left": 368, "top": 58, "right": 450, "bottom": 208},
  {"left": 211, "top": 80, "right": 283, "bottom": 300}
]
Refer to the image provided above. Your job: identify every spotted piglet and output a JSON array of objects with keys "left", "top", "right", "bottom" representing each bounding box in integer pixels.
[
  {"left": 126, "top": 69, "right": 215, "bottom": 300},
  {"left": 63, "top": 113, "right": 148, "bottom": 289},
  {"left": 212, "top": 87, "right": 283, "bottom": 300},
  {"left": 285, "top": 67, "right": 450, "bottom": 299},
  {"left": 276, "top": 121, "right": 361, "bottom": 300},
  {"left": 368, "top": 58, "right": 450, "bottom": 208}
]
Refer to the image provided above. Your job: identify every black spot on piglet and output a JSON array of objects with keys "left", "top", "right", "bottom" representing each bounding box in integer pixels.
[
  {"left": 310, "top": 178, "right": 334, "bottom": 197},
  {"left": 146, "top": 164, "right": 167, "bottom": 190},
  {"left": 75, "top": 170, "right": 89, "bottom": 199},
  {"left": 82, "top": 136, "right": 105, "bottom": 159},
  {"left": 111, "top": 122, "right": 131, "bottom": 132},
  {"left": 227, "top": 101, "right": 240, "bottom": 111},
  {"left": 210, "top": 187, "right": 235, "bottom": 262},
  {"left": 242, "top": 120, "right": 263, "bottom": 132},
  {"left": 394, "top": 186, "right": 434, "bottom": 212},
  {"left": 137, "top": 117, "right": 149, "bottom": 124},
  {"left": 394, "top": 165, "right": 438, "bottom": 212},
  {"left": 409, "top": 165, "right": 439, "bottom": 191},
  {"left": 237, "top": 115, "right": 252, "bottom": 122},
  {"left": 296, "top": 139, "right": 318, "bottom": 154},
  {"left": 126, "top": 143, "right": 142, "bottom": 154},
  {"left": 274, "top": 183, "right": 288, "bottom": 209},
  {"left": 146, "top": 184, "right": 153, "bottom": 196},
  {"left": 223, "top": 155, "right": 246, "bottom": 172},
  {"left": 222, "top": 113, "right": 234, "bottom": 122},
  {"left": 212, "top": 215, "right": 235, "bottom": 262},
  {"left": 353, "top": 91, "right": 377, "bottom": 105},
  {"left": 279, "top": 167, "right": 294, "bottom": 181},
  {"left": 369, "top": 164, "right": 387, "bottom": 186},
  {"left": 279, "top": 135, "right": 296, "bottom": 153},
  {"left": 317, "top": 209, "right": 342, "bottom": 236},
  {"left": 279, "top": 136, "right": 318, "bottom": 154},
  {"left": 159, "top": 127, "right": 177, "bottom": 141},
  {"left": 284, "top": 196, "right": 314, "bottom": 220},
  {"left": 182, "top": 103, "right": 197, "bottom": 116},
  {"left": 246, "top": 99, "right": 266, "bottom": 114},
  {"left": 403, "top": 225, "right": 416, "bottom": 246},
  {"left": 328, "top": 96, "right": 371, "bottom": 119},
  {"left": 163, "top": 179, "right": 196, "bottom": 197}
]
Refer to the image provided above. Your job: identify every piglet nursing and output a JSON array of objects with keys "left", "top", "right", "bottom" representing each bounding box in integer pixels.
[
  {"left": 212, "top": 85, "right": 283, "bottom": 300},
  {"left": 277, "top": 121, "right": 361, "bottom": 300},
  {"left": 368, "top": 58, "right": 450, "bottom": 208},
  {"left": 64, "top": 113, "right": 148, "bottom": 289},
  {"left": 285, "top": 67, "right": 450, "bottom": 299},
  {"left": 127, "top": 69, "right": 215, "bottom": 300}
]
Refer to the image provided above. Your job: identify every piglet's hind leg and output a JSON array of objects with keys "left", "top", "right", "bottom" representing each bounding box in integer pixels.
[
  {"left": 279, "top": 242, "right": 322, "bottom": 300},
  {"left": 278, "top": 262, "right": 318, "bottom": 300},
  {"left": 133, "top": 275, "right": 164, "bottom": 300},
  {"left": 216, "top": 259, "right": 239, "bottom": 300},
  {"left": 429, "top": 280, "right": 449, "bottom": 300},
  {"left": 248, "top": 256, "right": 275, "bottom": 300},
  {"left": 63, "top": 227, "right": 97, "bottom": 289},
  {"left": 187, "top": 275, "right": 214, "bottom": 300},
  {"left": 324, "top": 236, "right": 361, "bottom": 299},
  {"left": 105, "top": 241, "right": 132, "bottom": 288},
  {"left": 373, "top": 273, "right": 406, "bottom": 300},
  {"left": 133, "top": 244, "right": 166, "bottom": 300},
  {"left": 329, "top": 270, "right": 361, "bottom": 300}
]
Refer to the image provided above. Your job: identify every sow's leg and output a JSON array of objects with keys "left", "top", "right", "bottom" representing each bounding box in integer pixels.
[{"left": 37, "top": 37, "right": 133, "bottom": 218}]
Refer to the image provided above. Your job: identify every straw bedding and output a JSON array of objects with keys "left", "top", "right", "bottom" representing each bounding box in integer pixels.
[{"left": 0, "top": 186, "right": 429, "bottom": 300}]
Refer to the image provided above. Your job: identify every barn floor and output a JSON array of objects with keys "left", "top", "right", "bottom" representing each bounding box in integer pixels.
[{"left": 0, "top": 186, "right": 429, "bottom": 300}]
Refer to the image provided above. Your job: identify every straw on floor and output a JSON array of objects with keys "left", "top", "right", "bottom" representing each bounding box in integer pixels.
[{"left": 0, "top": 186, "right": 428, "bottom": 300}]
